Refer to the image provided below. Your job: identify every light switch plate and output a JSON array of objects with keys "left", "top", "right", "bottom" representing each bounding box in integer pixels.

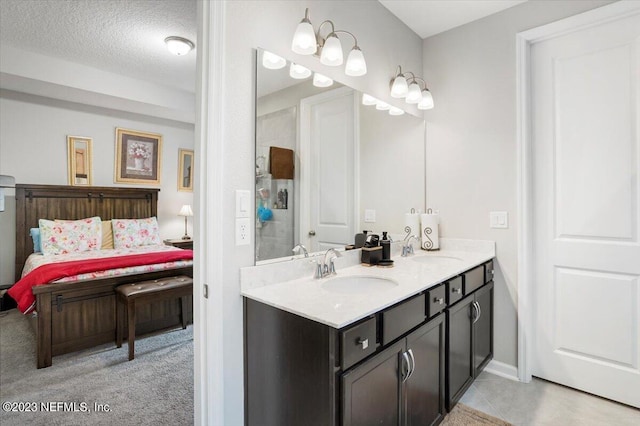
[
  {"left": 236, "top": 190, "right": 251, "bottom": 218},
  {"left": 490, "top": 211, "right": 508, "bottom": 229},
  {"left": 364, "top": 209, "right": 376, "bottom": 223}
]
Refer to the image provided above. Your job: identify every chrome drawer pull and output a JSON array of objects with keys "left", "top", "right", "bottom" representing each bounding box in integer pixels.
[
  {"left": 451, "top": 288, "right": 461, "bottom": 294},
  {"left": 357, "top": 338, "right": 369, "bottom": 350},
  {"left": 433, "top": 297, "right": 444, "bottom": 305}
]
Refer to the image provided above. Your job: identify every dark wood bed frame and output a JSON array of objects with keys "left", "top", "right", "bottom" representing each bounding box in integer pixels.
[{"left": 14, "top": 184, "right": 193, "bottom": 368}]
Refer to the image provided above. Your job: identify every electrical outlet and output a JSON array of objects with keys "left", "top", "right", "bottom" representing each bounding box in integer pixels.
[{"left": 236, "top": 217, "right": 251, "bottom": 245}]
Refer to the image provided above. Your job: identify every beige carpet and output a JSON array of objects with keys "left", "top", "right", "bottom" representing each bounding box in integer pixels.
[{"left": 442, "top": 403, "right": 512, "bottom": 425}]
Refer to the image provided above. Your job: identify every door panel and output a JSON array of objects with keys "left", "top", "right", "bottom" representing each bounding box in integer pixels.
[
  {"left": 446, "top": 295, "right": 473, "bottom": 410},
  {"left": 531, "top": 9, "right": 640, "bottom": 407},
  {"left": 473, "top": 282, "right": 493, "bottom": 375}
]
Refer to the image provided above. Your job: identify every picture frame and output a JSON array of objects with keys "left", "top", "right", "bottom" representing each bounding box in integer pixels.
[
  {"left": 114, "top": 128, "right": 162, "bottom": 185},
  {"left": 178, "top": 148, "right": 194, "bottom": 192},
  {"left": 67, "top": 136, "right": 93, "bottom": 186}
]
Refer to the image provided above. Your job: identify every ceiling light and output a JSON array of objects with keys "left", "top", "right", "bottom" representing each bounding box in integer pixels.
[
  {"left": 389, "top": 106, "right": 405, "bottom": 116},
  {"left": 390, "top": 66, "right": 409, "bottom": 98},
  {"left": 405, "top": 80, "right": 423, "bottom": 104},
  {"left": 362, "top": 93, "right": 377, "bottom": 106},
  {"left": 262, "top": 51, "right": 286, "bottom": 70},
  {"left": 164, "top": 36, "right": 195, "bottom": 56},
  {"left": 418, "top": 89, "right": 434, "bottom": 110},
  {"left": 291, "top": 8, "right": 366, "bottom": 77},
  {"left": 313, "top": 73, "right": 333, "bottom": 87},
  {"left": 291, "top": 8, "right": 317, "bottom": 55},
  {"left": 289, "top": 63, "right": 311, "bottom": 79},
  {"left": 375, "top": 100, "right": 390, "bottom": 111}
]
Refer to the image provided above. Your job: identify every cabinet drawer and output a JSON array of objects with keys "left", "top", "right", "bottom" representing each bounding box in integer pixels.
[
  {"left": 463, "top": 265, "right": 485, "bottom": 295},
  {"left": 382, "top": 294, "right": 426, "bottom": 345},
  {"left": 485, "top": 260, "right": 494, "bottom": 283},
  {"left": 427, "top": 284, "right": 447, "bottom": 317},
  {"left": 446, "top": 276, "right": 463, "bottom": 305},
  {"left": 341, "top": 317, "right": 377, "bottom": 370}
]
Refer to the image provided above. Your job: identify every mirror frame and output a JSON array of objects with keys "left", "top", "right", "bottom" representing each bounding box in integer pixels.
[
  {"left": 178, "top": 148, "right": 194, "bottom": 192},
  {"left": 67, "top": 135, "right": 93, "bottom": 186}
]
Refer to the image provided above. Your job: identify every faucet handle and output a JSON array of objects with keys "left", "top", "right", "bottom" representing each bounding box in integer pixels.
[{"left": 314, "top": 260, "right": 324, "bottom": 279}]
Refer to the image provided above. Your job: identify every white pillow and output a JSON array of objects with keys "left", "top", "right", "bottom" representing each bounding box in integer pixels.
[
  {"left": 111, "top": 217, "right": 162, "bottom": 249},
  {"left": 39, "top": 217, "right": 102, "bottom": 255}
]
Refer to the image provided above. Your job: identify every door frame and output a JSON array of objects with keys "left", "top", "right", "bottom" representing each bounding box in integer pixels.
[
  {"left": 298, "top": 86, "right": 360, "bottom": 251},
  {"left": 516, "top": 0, "right": 640, "bottom": 383}
]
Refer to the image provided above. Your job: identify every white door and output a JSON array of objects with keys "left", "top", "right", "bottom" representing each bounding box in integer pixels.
[
  {"left": 531, "top": 9, "right": 640, "bottom": 407},
  {"left": 299, "top": 87, "right": 357, "bottom": 252}
]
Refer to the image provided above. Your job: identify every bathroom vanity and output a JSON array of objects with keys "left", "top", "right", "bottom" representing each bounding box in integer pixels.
[{"left": 242, "top": 240, "right": 495, "bottom": 426}]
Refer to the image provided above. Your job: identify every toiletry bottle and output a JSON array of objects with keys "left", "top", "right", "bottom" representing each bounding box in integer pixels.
[
  {"left": 283, "top": 189, "right": 288, "bottom": 209},
  {"left": 381, "top": 231, "right": 391, "bottom": 260}
]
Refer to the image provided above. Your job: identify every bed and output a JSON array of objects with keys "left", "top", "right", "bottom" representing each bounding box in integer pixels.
[{"left": 11, "top": 184, "right": 193, "bottom": 368}]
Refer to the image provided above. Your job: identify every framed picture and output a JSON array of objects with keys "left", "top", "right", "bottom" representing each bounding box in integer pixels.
[
  {"left": 115, "top": 128, "right": 162, "bottom": 184},
  {"left": 67, "top": 136, "right": 93, "bottom": 186},
  {"left": 178, "top": 148, "right": 194, "bottom": 192}
]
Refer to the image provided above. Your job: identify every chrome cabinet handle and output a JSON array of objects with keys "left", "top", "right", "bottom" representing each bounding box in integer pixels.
[
  {"left": 407, "top": 349, "right": 416, "bottom": 381},
  {"left": 401, "top": 351, "right": 411, "bottom": 383},
  {"left": 433, "top": 297, "right": 444, "bottom": 305},
  {"left": 451, "top": 288, "right": 461, "bottom": 294},
  {"left": 476, "top": 301, "right": 482, "bottom": 321},
  {"left": 357, "top": 337, "right": 369, "bottom": 350},
  {"left": 471, "top": 302, "right": 478, "bottom": 323},
  {"left": 472, "top": 301, "right": 481, "bottom": 324}
]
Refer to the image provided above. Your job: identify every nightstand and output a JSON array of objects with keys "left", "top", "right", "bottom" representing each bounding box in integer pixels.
[{"left": 164, "top": 239, "right": 193, "bottom": 250}]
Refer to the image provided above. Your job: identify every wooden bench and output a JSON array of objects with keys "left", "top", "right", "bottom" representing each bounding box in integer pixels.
[{"left": 116, "top": 275, "right": 193, "bottom": 360}]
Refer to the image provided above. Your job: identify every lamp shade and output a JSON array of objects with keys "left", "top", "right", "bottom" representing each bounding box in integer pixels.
[
  {"left": 389, "top": 106, "right": 405, "bottom": 116},
  {"left": 289, "top": 63, "right": 311, "bottom": 79},
  {"left": 262, "top": 51, "right": 286, "bottom": 70},
  {"left": 313, "top": 73, "right": 333, "bottom": 88},
  {"left": 417, "top": 89, "right": 434, "bottom": 110},
  {"left": 291, "top": 10, "right": 317, "bottom": 55},
  {"left": 179, "top": 205, "right": 194, "bottom": 217},
  {"left": 362, "top": 93, "right": 377, "bottom": 106},
  {"left": 390, "top": 75, "right": 408, "bottom": 98},
  {"left": 405, "top": 81, "right": 423, "bottom": 104},
  {"left": 320, "top": 34, "right": 343, "bottom": 66},
  {"left": 165, "top": 36, "right": 195, "bottom": 56},
  {"left": 345, "top": 46, "right": 367, "bottom": 76},
  {"left": 375, "top": 100, "right": 390, "bottom": 111}
]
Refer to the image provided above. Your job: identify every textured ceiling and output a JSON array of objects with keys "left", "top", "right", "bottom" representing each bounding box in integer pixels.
[{"left": 0, "top": 0, "right": 197, "bottom": 92}]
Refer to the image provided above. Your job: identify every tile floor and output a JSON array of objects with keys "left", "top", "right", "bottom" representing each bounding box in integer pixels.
[{"left": 460, "top": 371, "right": 640, "bottom": 425}]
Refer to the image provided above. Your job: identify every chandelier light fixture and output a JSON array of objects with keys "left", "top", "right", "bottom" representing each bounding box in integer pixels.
[
  {"left": 389, "top": 66, "right": 435, "bottom": 110},
  {"left": 291, "top": 8, "right": 367, "bottom": 77}
]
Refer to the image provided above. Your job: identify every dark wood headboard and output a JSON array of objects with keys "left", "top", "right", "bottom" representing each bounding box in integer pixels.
[{"left": 14, "top": 184, "right": 160, "bottom": 282}]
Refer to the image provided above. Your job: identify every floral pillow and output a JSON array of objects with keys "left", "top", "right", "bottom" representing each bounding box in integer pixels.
[
  {"left": 40, "top": 217, "right": 102, "bottom": 255},
  {"left": 112, "top": 217, "right": 161, "bottom": 249}
]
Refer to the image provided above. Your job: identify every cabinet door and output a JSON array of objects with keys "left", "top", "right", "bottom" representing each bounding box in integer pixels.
[
  {"left": 446, "top": 294, "right": 474, "bottom": 410},
  {"left": 342, "top": 341, "right": 405, "bottom": 426},
  {"left": 473, "top": 281, "right": 494, "bottom": 376},
  {"left": 405, "top": 314, "right": 445, "bottom": 426}
]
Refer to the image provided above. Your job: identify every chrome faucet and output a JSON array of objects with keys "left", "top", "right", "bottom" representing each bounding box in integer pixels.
[
  {"left": 314, "top": 248, "right": 342, "bottom": 279},
  {"left": 292, "top": 244, "right": 309, "bottom": 258},
  {"left": 402, "top": 235, "right": 419, "bottom": 257}
]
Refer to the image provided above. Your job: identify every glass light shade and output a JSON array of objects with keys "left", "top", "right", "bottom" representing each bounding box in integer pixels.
[
  {"left": 289, "top": 63, "right": 311, "bottom": 79},
  {"left": 291, "top": 21, "right": 317, "bottom": 55},
  {"left": 313, "top": 73, "right": 333, "bottom": 88},
  {"left": 320, "top": 34, "right": 343, "bottom": 66},
  {"left": 405, "top": 81, "right": 423, "bottom": 104},
  {"left": 165, "top": 37, "right": 195, "bottom": 56},
  {"left": 389, "top": 106, "right": 405, "bottom": 116},
  {"left": 179, "top": 204, "right": 194, "bottom": 217},
  {"left": 375, "top": 100, "right": 390, "bottom": 111},
  {"left": 362, "top": 93, "right": 377, "bottom": 106},
  {"left": 417, "top": 89, "right": 435, "bottom": 110},
  {"left": 390, "top": 75, "right": 408, "bottom": 98},
  {"left": 262, "top": 51, "right": 286, "bottom": 70},
  {"left": 345, "top": 47, "right": 367, "bottom": 76}
]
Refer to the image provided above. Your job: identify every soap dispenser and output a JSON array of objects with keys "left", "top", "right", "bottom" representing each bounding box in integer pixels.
[{"left": 378, "top": 231, "right": 394, "bottom": 267}]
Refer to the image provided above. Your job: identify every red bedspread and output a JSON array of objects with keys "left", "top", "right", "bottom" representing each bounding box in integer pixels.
[{"left": 8, "top": 250, "right": 193, "bottom": 314}]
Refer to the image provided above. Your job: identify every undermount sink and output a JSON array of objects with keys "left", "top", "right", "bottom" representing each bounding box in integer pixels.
[
  {"left": 321, "top": 275, "right": 399, "bottom": 294},
  {"left": 411, "top": 255, "right": 463, "bottom": 265}
]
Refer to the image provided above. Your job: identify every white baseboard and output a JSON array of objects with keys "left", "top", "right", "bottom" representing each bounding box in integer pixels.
[{"left": 484, "top": 360, "right": 520, "bottom": 382}]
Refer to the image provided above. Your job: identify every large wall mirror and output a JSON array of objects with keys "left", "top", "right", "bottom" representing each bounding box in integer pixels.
[{"left": 255, "top": 48, "right": 426, "bottom": 263}]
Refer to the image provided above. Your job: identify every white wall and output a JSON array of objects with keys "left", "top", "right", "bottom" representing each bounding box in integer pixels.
[
  {"left": 0, "top": 90, "right": 194, "bottom": 282},
  {"left": 422, "top": 0, "right": 613, "bottom": 368},
  {"left": 205, "top": 1, "right": 423, "bottom": 423}
]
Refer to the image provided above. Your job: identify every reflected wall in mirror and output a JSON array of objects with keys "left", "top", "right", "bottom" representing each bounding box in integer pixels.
[
  {"left": 178, "top": 148, "right": 194, "bottom": 192},
  {"left": 255, "top": 48, "right": 426, "bottom": 263},
  {"left": 67, "top": 136, "right": 93, "bottom": 186}
]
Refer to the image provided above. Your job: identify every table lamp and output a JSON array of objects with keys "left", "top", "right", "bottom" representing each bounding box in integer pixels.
[{"left": 178, "top": 204, "right": 193, "bottom": 240}]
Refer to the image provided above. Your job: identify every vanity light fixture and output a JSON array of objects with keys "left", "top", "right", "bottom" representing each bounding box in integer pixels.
[
  {"left": 418, "top": 88, "right": 434, "bottom": 110},
  {"left": 313, "top": 73, "right": 333, "bottom": 88},
  {"left": 390, "top": 66, "right": 409, "bottom": 98},
  {"left": 291, "top": 8, "right": 367, "bottom": 77},
  {"left": 390, "top": 65, "right": 435, "bottom": 110},
  {"left": 361, "top": 93, "right": 377, "bottom": 106},
  {"left": 289, "top": 62, "right": 311, "bottom": 79},
  {"left": 405, "top": 78, "right": 423, "bottom": 104},
  {"left": 262, "top": 50, "right": 287, "bottom": 70},
  {"left": 164, "top": 36, "right": 195, "bottom": 56}
]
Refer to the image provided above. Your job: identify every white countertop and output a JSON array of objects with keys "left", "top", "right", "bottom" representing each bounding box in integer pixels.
[{"left": 241, "top": 239, "right": 495, "bottom": 329}]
